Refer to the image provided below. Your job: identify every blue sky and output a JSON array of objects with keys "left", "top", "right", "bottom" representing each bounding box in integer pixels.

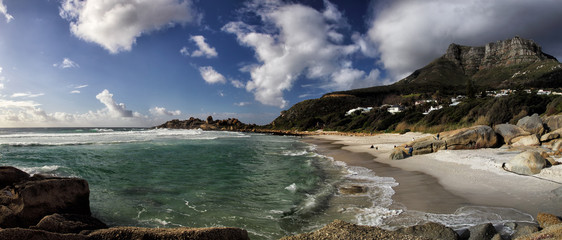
[{"left": 0, "top": 0, "right": 561, "bottom": 127}]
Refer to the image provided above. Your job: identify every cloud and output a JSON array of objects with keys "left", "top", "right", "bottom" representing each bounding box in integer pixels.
[
  {"left": 234, "top": 102, "right": 250, "bottom": 107},
  {"left": 59, "top": 0, "right": 198, "bottom": 54},
  {"left": 70, "top": 90, "right": 80, "bottom": 94},
  {"left": 189, "top": 35, "right": 218, "bottom": 58},
  {"left": 199, "top": 66, "right": 226, "bottom": 84},
  {"left": 75, "top": 84, "right": 88, "bottom": 89},
  {"left": 149, "top": 106, "right": 181, "bottom": 116},
  {"left": 230, "top": 79, "right": 245, "bottom": 88},
  {"left": 53, "top": 58, "right": 79, "bottom": 69},
  {"left": 180, "top": 46, "right": 189, "bottom": 56},
  {"left": 95, "top": 89, "right": 133, "bottom": 117},
  {"left": 11, "top": 92, "right": 45, "bottom": 98},
  {"left": 223, "top": 0, "right": 380, "bottom": 108},
  {"left": 367, "top": 0, "right": 562, "bottom": 80},
  {"left": 0, "top": 0, "right": 13, "bottom": 23}
]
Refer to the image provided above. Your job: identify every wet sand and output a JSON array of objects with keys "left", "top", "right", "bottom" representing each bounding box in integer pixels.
[{"left": 305, "top": 133, "right": 562, "bottom": 217}]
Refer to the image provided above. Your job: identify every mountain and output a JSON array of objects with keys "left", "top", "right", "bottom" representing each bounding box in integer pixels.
[{"left": 270, "top": 36, "right": 562, "bottom": 131}]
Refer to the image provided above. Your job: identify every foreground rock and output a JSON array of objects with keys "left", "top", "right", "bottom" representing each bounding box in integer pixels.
[
  {"left": 33, "top": 214, "right": 107, "bottom": 234},
  {"left": 86, "top": 226, "right": 249, "bottom": 240},
  {"left": 512, "top": 134, "right": 541, "bottom": 147},
  {"left": 396, "top": 222, "right": 458, "bottom": 240},
  {"left": 281, "top": 220, "right": 427, "bottom": 240},
  {"left": 517, "top": 113, "right": 545, "bottom": 135},
  {"left": 542, "top": 114, "right": 562, "bottom": 131},
  {"left": 504, "top": 151, "right": 547, "bottom": 175},
  {"left": 0, "top": 166, "right": 30, "bottom": 189},
  {"left": 0, "top": 175, "right": 91, "bottom": 228},
  {"left": 493, "top": 124, "right": 531, "bottom": 145},
  {"left": 540, "top": 128, "right": 562, "bottom": 142}
]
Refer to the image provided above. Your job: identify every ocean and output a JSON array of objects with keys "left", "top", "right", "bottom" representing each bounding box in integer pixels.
[{"left": 0, "top": 128, "right": 535, "bottom": 239}]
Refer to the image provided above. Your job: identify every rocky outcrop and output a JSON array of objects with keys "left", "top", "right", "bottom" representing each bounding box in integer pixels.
[
  {"left": 396, "top": 222, "right": 458, "bottom": 240},
  {"left": 541, "top": 128, "right": 562, "bottom": 142},
  {"left": 440, "top": 125, "right": 499, "bottom": 150},
  {"left": 466, "top": 223, "right": 497, "bottom": 240},
  {"left": 504, "top": 151, "right": 547, "bottom": 175},
  {"left": 543, "top": 114, "right": 562, "bottom": 131},
  {"left": 0, "top": 228, "right": 87, "bottom": 240},
  {"left": 0, "top": 175, "right": 91, "bottom": 228},
  {"left": 86, "top": 226, "right": 249, "bottom": 240},
  {"left": 537, "top": 213, "right": 562, "bottom": 229},
  {"left": 0, "top": 166, "right": 30, "bottom": 189},
  {"left": 512, "top": 135, "right": 541, "bottom": 147},
  {"left": 390, "top": 147, "right": 410, "bottom": 160},
  {"left": 515, "top": 223, "right": 562, "bottom": 240},
  {"left": 493, "top": 124, "right": 531, "bottom": 144},
  {"left": 155, "top": 116, "right": 257, "bottom": 132},
  {"left": 517, "top": 113, "right": 545, "bottom": 135},
  {"left": 281, "top": 220, "right": 427, "bottom": 240},
  {"left": 33, "top": 214, "right": 107, "bottom": 234}
]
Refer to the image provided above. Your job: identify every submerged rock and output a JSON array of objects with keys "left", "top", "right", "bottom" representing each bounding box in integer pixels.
[
  {"left": 339, "top": 185, "right": 368, "bottom": 194},
  {"left": 504, "top": 151, "right": 547, "bottom": 175},
  {"left": 493, "top": 124, "right": 531, "bottom": 145}
]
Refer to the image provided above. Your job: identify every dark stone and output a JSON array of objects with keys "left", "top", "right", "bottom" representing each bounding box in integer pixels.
[
  {"left": 397, "top": 222, "right": 459, "bottom": 240},
  {"left": 0, "top": 228, "right": 86, "bottom": 240},
  {"left": 86, "top": 226, "right": 250, "bottom": 240},
  {"left": 0, "top": 166, "right": 30, "bottom": 189},
  {"left": 33, "top": 213, "right": 107, "bottom": 234},
  {"left": 468, "top": 223, "right": 497, "bottom": 240}
]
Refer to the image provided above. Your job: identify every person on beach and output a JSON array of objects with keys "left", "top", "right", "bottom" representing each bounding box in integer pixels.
[
  {"left": 436, "top": 133, "right": 440, "bottom": 140},
  {"left": 408, "top": 147, "right": 413, "bottom": 156},
  {"left": 370, "top": 145, "right": 374, "bottom": 149}
]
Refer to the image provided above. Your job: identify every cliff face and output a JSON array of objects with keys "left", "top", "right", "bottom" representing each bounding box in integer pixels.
[{"left": 444, "top": 36, "right": 556, "bottom": 75}]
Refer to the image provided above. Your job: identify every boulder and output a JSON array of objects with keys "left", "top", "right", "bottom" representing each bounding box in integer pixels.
[
  {"left": 441, "top": 125, "right": 499, "bottom": 150},
  {"left": 504, "top": 151, "right": 547, "bottom": 175},
  {"left": 397, "top": 222, "right": 458, "bottom": 240},
  {"left": 390, "top": 147, "right": 409, "bottom": 160},
  {"left": 553, "top": 140, "right": 562, "bottom": 151},
  {"left": 493, "top": 124, "right": 531, "bottom": 144},
  {"left": 412, "top": 139, "right": 447, "bottom": 155},
  {"left": 540, "top": 128, "right": 562, "bottom": 142},
  {"left": 514, "top": 223, "right": 562, "bottom": 240},
  {"left": 537, "top": 213, "right": 562, "bottom": 229},
  {"left": 542, "top": 114, "right": 562, "bottom": 131},
  {"left": 87, "top": 226, "right": 250, "bottom": 240},
  {"left": 511, "top": 135, "right": 541, "bottom": 147},
  {"left": 33, "top": 213, "right": 107, "bottom": 234},
  {"left": 517, "top": 113, "right": 545, "bottom": 135},
  {"left": 0, "top": 166, "right": 30, "bottom": 189},
  {"left": 0, "top": 228, "right": 86, "bottom": 240},
  {"left": 0, "top": 177, "right": 91, "bottom": 228},
  {"left": 281, "top": 220, "right": 427, "bottom": 240},
  {"left": 511, "top": 223, "right": 539, "bottom": 239},
  {"left": 467, "top": 223, "right": 497, "bottom": 240}
]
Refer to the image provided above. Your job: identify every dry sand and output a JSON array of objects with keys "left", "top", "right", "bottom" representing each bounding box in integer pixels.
[{"left": 306, "top": 132, "right": 562, "bottom": 219}]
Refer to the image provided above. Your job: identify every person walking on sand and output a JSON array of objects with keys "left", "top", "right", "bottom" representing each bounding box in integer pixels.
[{"left": 436, "top": 133, "right": 440, "bottom": 140}]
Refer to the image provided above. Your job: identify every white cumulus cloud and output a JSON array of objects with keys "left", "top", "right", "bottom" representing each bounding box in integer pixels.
[
  {"left": 0, "top": 0, "right": 13, "bottom": 23},
  {"left": 149, "top": 107, "right": 181, "bottom": 116},
  {"left": 223, "top": 0, "right": 381, "bottom": 108},
  {"left": 367, "top": 0, "right": 562, "bottom": 80},
  {"left": 199, "top": 66, "right": 226, "bottom": 84},
  {"left": 95, "top": 89, "right": 133, "bottom": 117},
  {"left": 230, "top": 79, "right": 245, "bottom": 88},
  {"left": 53, "top": 58, "right": 79, "bottom": 69},
  {"left": 189, "top": 35, "right": 218, "bottom": 58},
  {"left": 59, "top": 0, "right": 198, "bottom": 54}
]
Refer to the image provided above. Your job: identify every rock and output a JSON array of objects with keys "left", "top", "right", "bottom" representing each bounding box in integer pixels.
[
  {"left": 537, "top": 213, "right": 562, "bottom": 229},
  {"left": 412, "top": 139, "right": 447, "bottom": 155},
  {"left": 553, "top": 140, "right": 562, "bottom": 151},
  {"left": 87, "top": 226, "right": 250, "bottom": 240},
  {"left": 339, "top": 186, "right": 367, "bottom": 195},
  {"left": 0, "top": 228, "right": 86, "bottom": 240},
  {"left": 468, "top": 223, "right": 497, "bottom": 240},
  {"left": 493, "top": 124, "right": 531, "bottom": 145},
  {"left": 541, "top": 128, "right": 562, "bottom": 142},
  {"left": 206, "top": 115, "right": 213, "bottom": 124},
  {"left": 514, "top": 223, "right": 562, "bottom": 240},
  {"left": 397, "top": 222, "right": 458, "bottom": 240},
  {"left": 441, "top": 125, "right": 499, "bottom": 150},
  {"left": 511, "top": 224, "right": 539, "bottom": 239},
  {"left": 504, "top": 151, "right": 547, "bottom": 175},
  {"left": 0, "top": 166, "right": 30, "bottom": 189},
  {"left": 281, "top": 220, "right": 427, "bottom": 240},
  {"left": 33, "top": 213, "right": 107, "bottom": 234},
  {"left": 517, "top": 113, "right": 545, "bottom": 135},
  {"left": 491, "top": 233, "right": 502, "bottom": 240},
  {"left": 542, "top": 114, "right": 562, "bottom": 131},
  {"left": 0, "top": 177, "right": 91, "bottom": 228},
  {"left": 511, "top": 134, "right": 540, "bottom": 147},
  {"left": 390, "top": 147, "right": 409, "bottom": 160}
]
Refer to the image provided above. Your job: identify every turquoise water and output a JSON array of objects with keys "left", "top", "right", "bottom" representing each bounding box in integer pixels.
[
  {"left": 0, "top": 128, "right": 348, "bottom": 239},
  {"left": 0, "top": 128, "right": 536, "bottom": 239}
]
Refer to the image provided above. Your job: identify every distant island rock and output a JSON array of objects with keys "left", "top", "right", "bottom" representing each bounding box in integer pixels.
[{"left": 155, "top": 116, "right": 257, "bottom": 131}]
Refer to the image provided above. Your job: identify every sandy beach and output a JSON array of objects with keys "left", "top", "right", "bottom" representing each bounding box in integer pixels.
[{"left": 305, "top": 132, "right": 562, "bottom": 224}]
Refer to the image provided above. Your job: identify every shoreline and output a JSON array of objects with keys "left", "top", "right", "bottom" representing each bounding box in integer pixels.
[{"left": 304, "top": 132, "right": 562, "bottom": 221}]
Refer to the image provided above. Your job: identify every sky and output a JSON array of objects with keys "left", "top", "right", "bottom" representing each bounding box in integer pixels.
[{"left": 0, "top": 0, "right": 561, "bottom": 127}]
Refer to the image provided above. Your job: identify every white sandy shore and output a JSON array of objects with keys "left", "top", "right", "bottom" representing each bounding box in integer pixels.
[{"left": 310, "top": 132, "right": 562, "bottom": 216}]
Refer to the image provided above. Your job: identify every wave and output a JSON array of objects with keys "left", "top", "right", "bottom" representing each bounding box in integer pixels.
[{"left": 17, "top": 165, "right": 61, "bottom": 175}]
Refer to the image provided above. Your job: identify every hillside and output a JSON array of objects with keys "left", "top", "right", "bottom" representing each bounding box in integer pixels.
[{"left": 270, "top": 36, "right": 562, "bottom": 132}]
